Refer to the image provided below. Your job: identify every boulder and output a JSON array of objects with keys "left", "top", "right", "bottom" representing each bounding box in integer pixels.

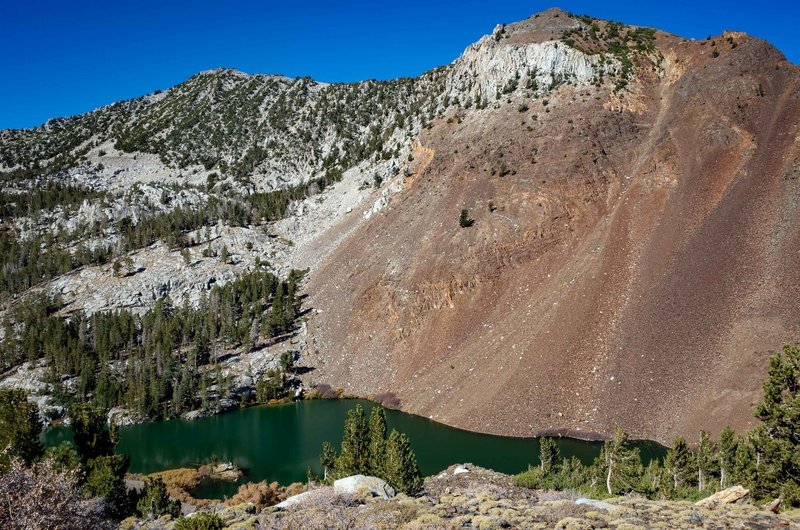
[
  {"left": 275, "top": 490, "right": 315, "bottom": 509},
  {"left": 333, "top": 475, "right": 396, "bottom": 499},
  {"left": 575, "top": 498, "right": 616, "bottom": 511},
  {"left": 695, "top": 485, "right": 749, "bottom": 509},
  {"left": 108, "top": 406, "right": 146, "bottom": 426},
  {"left": 182, "top": 410, "right": 205, "bottom": 421},
  {"left": 762, "top": 497, "right": 782, "bottom": 514},
  {"left": 216, "top": 397, "right": 239, "bottom": 413},
  {"left": 453, "top": 465, "right": 470, "bottom": 475}
]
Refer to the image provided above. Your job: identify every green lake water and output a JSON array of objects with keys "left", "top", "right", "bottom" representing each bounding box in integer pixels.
[{"left": 43, "top": 399, "right": 666, "bottom": 499}]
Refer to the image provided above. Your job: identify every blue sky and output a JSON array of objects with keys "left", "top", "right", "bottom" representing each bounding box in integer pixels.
[{"left": 1, "top": 1, "right": 797, "bottom": 129}]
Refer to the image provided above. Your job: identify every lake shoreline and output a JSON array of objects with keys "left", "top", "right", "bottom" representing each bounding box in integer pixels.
[{"left": 43, "top": 399, "right": 667, "bottom": 500}]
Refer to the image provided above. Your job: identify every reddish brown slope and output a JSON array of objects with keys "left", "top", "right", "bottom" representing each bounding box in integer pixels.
[{"left": 304, "top": 28, "right": 800, "bottom": 444}]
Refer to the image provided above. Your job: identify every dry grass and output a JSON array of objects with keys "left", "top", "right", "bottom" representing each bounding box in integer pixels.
[
  {"left": 139, "top": 468, "right": 210, "bottom": 506},
  {"left": 225, "top": 480, "right": 307, "bottom": 509}
]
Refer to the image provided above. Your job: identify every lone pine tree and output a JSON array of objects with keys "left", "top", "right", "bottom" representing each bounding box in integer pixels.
[
  {"left": 336, "top": 404, "right": 370, "bottom": 475},
  {"left": 459, "top": 208, "right": 474, "bottom": 228},
  {"left": 539, "top": 437, "right": 560, "bottom": 475},
  {"left": 384, "top": 429, "right": 423, "bottom": 495},
  {"left": 664, "top": 436, "right": 694, "bottom": 492},
  {"left": 368, "top": 406, "right": 388, "bottom": 476},
  {"left": 696, "top": 431, "right": 716, "bottom": 492},
  {"left": 597, "top": 426, "right": 642, "bottom": 495}
]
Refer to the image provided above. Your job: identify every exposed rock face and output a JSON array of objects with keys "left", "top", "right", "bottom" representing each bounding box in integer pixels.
[
  {"left": 17, "top": 182, "right": 211, "bottom": 241},
  {"left": 302, "top": 11, "right": 800, "bottom": 443},
  {"left": 447, "top": 30, "right": 605, "bottom": 103},
  {"left": 48, "top": 228, "right": 289, "bottom": 316},
  {"left": 107, "top": 406, "right": 146, "bottom": 427},
  {"left": 0, "top": 361, "right": 60, "bottom": 421}
]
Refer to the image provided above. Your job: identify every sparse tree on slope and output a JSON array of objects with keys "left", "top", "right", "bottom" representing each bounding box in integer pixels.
[
  {"left": 751, "top": 344, "right": 800, "bottom": 505},
  {"left": 597, "top": 426, "right": 642, "bottom": 495},
  {"left": 458, "top": 209, "right": 474, "bottom": 228},
  {"left": 367, "top": 406, "right": 388, "bottom": 476},
  {"left": 696, "top": 431, "right": 716, "bottom": 492},
  {"left": 70, "top": 403, "right": 117, "bottom": 464},
  {"left": 717, "top": 426, "right": 738, "bottom": 489},
  {"left": 320, "top": 441, "right": 338, "bottom": 481},
  {"left": 84, "top": 454, "right": 130, "bottom": 517},
  {"left": 384, "top": 429, "right": 423, "bottom": 495},
  {"left": 137, "top": 477, "right": 179, "bottom": 519},
  {"left": 664, "top": 436, "right": 694, "bottom": 492},
  {"left": 337, "top": 404, "right": 369, "bottom": 475},
  {"left": 70, "top": 403, "right": 130, "bottom": 517},
  {"left": 539, "top": 437, "right": 560, "bottom": 475}
]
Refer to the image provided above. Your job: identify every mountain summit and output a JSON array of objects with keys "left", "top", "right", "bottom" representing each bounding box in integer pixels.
[{"left": 1, "top": 8, "right": 798, "bottom": 443}]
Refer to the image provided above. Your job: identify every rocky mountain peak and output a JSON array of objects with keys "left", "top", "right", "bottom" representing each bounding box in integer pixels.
[
  {"left": 444, "top": 9, "right": 609, "bottom": 104},
  {"left": 498, "top": 7, "right": 582, "bottom": 42}
]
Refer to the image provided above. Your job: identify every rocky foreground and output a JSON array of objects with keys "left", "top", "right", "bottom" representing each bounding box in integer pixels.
[{"left": 124, "top": 465, "right": 800, "bottom": 529}]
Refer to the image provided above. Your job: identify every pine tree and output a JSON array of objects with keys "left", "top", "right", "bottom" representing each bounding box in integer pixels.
[
  {"left": 597, "top": 426, "right": 642, "bottom": 495},
  {"left": 384, "top": 429, "right": 423, "bottom": 495},
  {"left": 85, "top": 454, "right": 131, "bottom": 517},
  {"left": 696, "top": 431, "right": 716, "bottom": 492},
  {"left": 717, "top": 426, "right": 738, "bottom": 489},
  {"left": 70, "top": 403, "right": 117, "bottom": 464},
  {"left": 137, "top": 478, "right": 180, "bottom": 518},
  {"left": 640, "top": 459, "right": 667, "bottom": 499},
  {"left": 368, "top": 407, "right": 388, "bottom": 475},
  {"left": 320, "top": 441, "right": 338, "bottom": 480},
  {"left": 266, "top": 283, "right": 287, "bottom": 337},
  {"left": 458, "top": 209, "right": 474, "bottom": 228},
  {"left": 751, "top": 344, "right": 800, "bottom": 505},
  {"left": 539, "top": 437, "right": 560, "bottom": 475},
  {"left": 732, "top": 433, "right": 757, "bottom": 490},
  {"left": 337, "top": 404, "right": 370, "bottom": 475},
  {"left": 0, "top": 389, "right": 43, "bottom": 471},
  {"left": 664, "top": 437, "right": 695, "bottom": 492}
]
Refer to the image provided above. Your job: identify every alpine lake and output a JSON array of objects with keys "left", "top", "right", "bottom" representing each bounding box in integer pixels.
[{"left": 42, "top": 399, "right": 666, "bottom": 499}]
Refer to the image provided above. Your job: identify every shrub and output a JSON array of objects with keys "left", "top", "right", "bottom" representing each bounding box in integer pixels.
[
  {"left": 225, "top": 480, "right": 301, "bottom": 509},
  {"left": 0, "top": 458, "right": 114, "bottom": 530},
  {"left": 84, "top": 454, "right": 131, "bottom": 517},
  {"left": 137, "top": 478, "right": 180, "bottom": 519},
  {"left": 174, "top": 512, "right": 225, "bottom": 530},
  {"left": 459, "top": 209, "right": 474, "bottom": 228}
]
